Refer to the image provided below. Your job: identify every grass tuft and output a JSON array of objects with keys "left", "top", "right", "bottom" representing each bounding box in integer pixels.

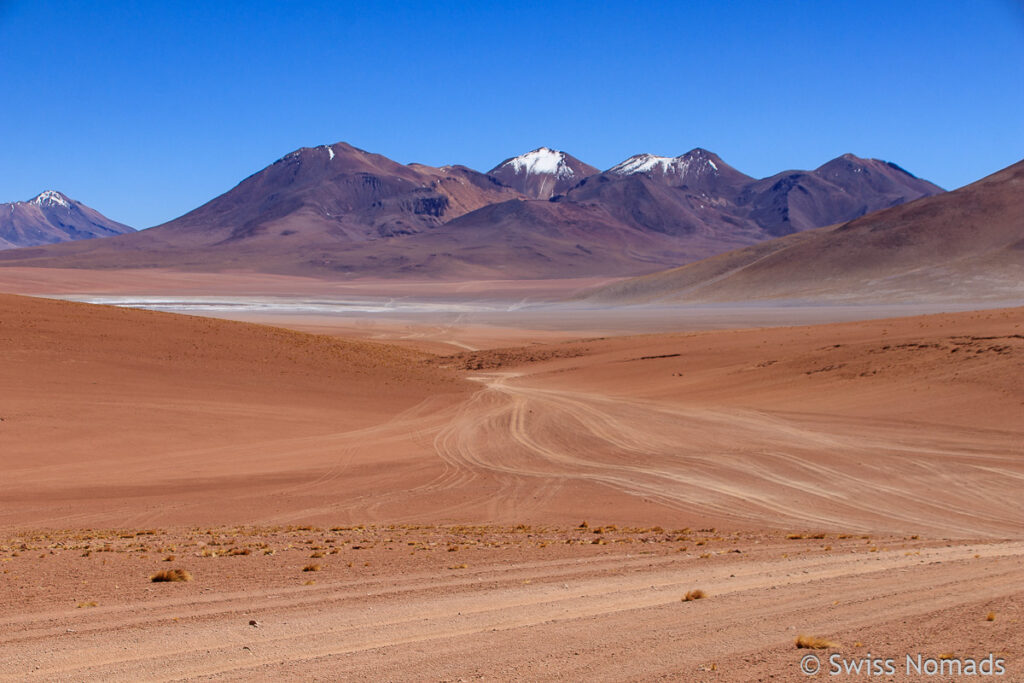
[
  {"left": 150, "top": 568, "right": 192, "bottom": 583},
  {"left": 682, "top": 589, "right": 706, "bottom": 602},
  {"left": 302, "top": 563, "right": 321, "bottom": 572},
  {"left": 795, "top": 635, "right": 838, "bottom": 649}
]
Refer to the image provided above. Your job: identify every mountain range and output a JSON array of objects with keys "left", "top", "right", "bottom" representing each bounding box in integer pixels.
[
  {"left": 584, "top": 158, "right": 1024, "bottom": 303},
  {"left": 0, "top": 142, "right": 943, "bottom": 278},
  {"left": 0, "top": 191, "right": 134, "bottom": 250}
]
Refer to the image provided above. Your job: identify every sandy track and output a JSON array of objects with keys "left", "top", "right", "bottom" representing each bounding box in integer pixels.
[
  {"left": 418, "top": 372, "right": 1023, "bottom": 537},
  {"left": 2, "top": 538, "right": 1021, "bottom": 681}
]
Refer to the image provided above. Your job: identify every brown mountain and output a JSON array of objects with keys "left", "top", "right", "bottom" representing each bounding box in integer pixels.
[
  {"left": 571, "top": 150, "right": 941, "bottom": 238},
  {"left": 0, "top": 191, "right": 134, "bottom": 249},
  {"left": 487, "top": 148, "right": 599, "bottom": 199},
  {"left": 135, "top": 142, "right": 523, "bottom": 244},
  {"left": 736, "top": 154, "right": 944, "bottom": 237},
  {"left": 0, "top": 142, "right": 945, "bottom": 280},
  {"left": 0, "top": 142, "right": 526, "bottom": 274},
  {"left": 583, "top": 158, "right": 1024, "bottom": 303}
]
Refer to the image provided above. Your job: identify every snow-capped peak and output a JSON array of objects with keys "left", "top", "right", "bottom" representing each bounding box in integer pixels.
[
  {"left": 608, "top": 149, "right": 720, "bottom": 178},
  {"left": 502, "top": 148, "right": 576, "bottom": 179},
  {"left": 609, "top": 154, "right": 678, "bottom": 175},
  {"left": 30, "top": 190, "right": 71, "bottom": 209}
]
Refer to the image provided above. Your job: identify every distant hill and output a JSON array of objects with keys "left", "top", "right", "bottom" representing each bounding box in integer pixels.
[
  {"left": 582, "top": 158, "right": 1024, "bottom": 303},
  {"left": 0, "top": 191, "right": 134, "bottom": 249}
]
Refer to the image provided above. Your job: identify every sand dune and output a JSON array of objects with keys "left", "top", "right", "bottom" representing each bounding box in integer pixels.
[{"left": 0, "top": 293, "right": 468, "bottom": 528}]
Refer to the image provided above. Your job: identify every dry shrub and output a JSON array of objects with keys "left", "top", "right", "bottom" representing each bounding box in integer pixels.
[
  {"left": 986, "top": 612, "right": 996, "bottom": 621},
  {"left": 150, "top": 568, "right": 192, "bottom": 583},
  {"left": 795, "top": 635, "right": 838, "bottom": 649},
  {"left": 163, "top": 555, "right": 175, "bottom": 562},
  {"left": 302, "top": 563, "right": 321, "bottom": 572},
  {"left": 77, "top": 601, "right": 98, "bottom": 608},
  {"left": 682, "top": 589, "right": 706, "bottom": 602}
]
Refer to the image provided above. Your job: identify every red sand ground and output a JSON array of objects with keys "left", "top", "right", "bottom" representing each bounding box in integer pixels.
[{"left": 1, "top": 286, "right": 1021, "bottom": 680}]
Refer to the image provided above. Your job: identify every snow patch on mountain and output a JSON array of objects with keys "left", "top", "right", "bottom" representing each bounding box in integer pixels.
[
  {"left": 30, "top": 190, "right": 71, "bottom": 209},
  {"left": 609, "top": 150, "right": 722, "bottom": 179},
  {"left": 609, "top": 154, "right": 680, "bottom": 175},
  {"left": 503, "top": 148, "right": 576, "bottom": 179}
]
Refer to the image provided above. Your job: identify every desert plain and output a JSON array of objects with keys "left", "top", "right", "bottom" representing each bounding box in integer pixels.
[{"left": 0, "top": 269, "right": 1021, "bottom": 681}]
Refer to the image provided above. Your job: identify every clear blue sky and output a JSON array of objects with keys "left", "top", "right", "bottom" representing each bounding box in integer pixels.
[{"left": 1, "top": 1, "right": 1022, "bottom": 228}]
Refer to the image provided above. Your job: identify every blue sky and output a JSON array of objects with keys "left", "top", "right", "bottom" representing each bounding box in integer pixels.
[{"left": 1, "top": 1, "right": 1022, "bottom": 228}]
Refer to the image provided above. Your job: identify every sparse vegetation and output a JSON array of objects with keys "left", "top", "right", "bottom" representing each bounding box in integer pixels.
[
  {"left": 682, "top": 589, "right": 706, "bottom": 602},
  {"left": 150, "top": 568, "right": 192, "bottom": 583},
  {"left": 986, "top": 612, "right": 996, "bottom": 621},
  {"left": 795, "top": 635, "right": 838, "bottom": 649},
  {"left": 302, "top": 563, "right": 321, "bottom": 572}
]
